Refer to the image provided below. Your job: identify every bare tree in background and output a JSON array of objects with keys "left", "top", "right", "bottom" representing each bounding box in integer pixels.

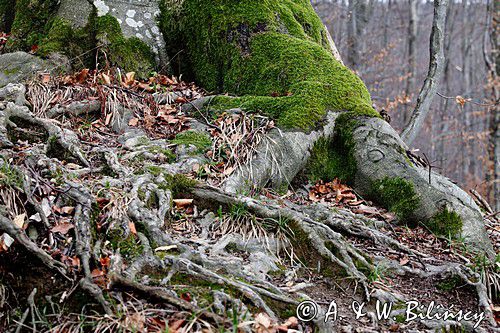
[
  {"left": 401, "top": 0, "right": 449, "bottom": 145},
  {"left": 404, "top": 0, "right": 418, "bottom": 124},
  {"left": 483, "top": 0, "right": 499, "bottom": 210},
  {"left": 347, "top": 0, "right": 371, "bottom": 68}
]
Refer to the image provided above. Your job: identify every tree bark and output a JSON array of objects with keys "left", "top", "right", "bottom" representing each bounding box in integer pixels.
[
  {"left": 404, "top": 0, "right": 418, "bottom": 125},
  {"left": 484, "top": 0, "right": 499, "bottom": 211},
  {"left": 401, "top": 0, "right": 449, "bottom": 145}
]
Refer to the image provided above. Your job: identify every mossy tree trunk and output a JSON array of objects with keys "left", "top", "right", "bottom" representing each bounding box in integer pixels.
[
  {"left": 1, "top": 0, "right": 166, "bottom": 77},
  {"left": 162, "top": 0, "right": 493, "bottom": 257}
]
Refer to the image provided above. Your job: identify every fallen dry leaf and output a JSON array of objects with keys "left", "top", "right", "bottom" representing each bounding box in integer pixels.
[
  {"left": 155, "top": 245, "right": 177, "bottom": 252},
  {"left": 173, "top": 199, "right": 193, "bottom": 208},
  {"left": 0, "top": 233, "right": 14, "bottom": 251},
  {"left": 61, "top": 206, "right": 75, "bottom": 215},
  {"left": 399, "top": 256, "right": 409, "bottom": 266},
  {"left": 51, "top": 223, "right": 74, "bottom": 235},
  {"left": 13, "top": 213, "right": 26, "bottom": 229},
  {"left": 129, "top": 221, "right": 137, "bottom": 235},
  {"left": 128, "top": 118, "right": 139, "bottom": 127},
  {"left": 255, "top": 312, "right": 273, "bottom": 330},
  {"left": 100, "top": 73, "right": 111, "bottom": 85}
]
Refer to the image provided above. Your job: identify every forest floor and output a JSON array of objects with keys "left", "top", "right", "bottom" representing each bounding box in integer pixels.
[{"left": 1, "top": 68, "right": 500, "bottom": 333}]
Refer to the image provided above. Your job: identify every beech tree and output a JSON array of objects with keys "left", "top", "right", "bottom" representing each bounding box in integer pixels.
[{"left": 0, "top": 0, "right": 497, "bottom": 331}]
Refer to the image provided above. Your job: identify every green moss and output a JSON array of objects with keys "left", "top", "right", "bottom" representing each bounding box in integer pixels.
[
  {"left": 428, "top": 208, "right": 463, "bottom": 238},
  {"left": 161, "top": 0, "right": 377, "bottom": 131},
  {"left": 307, "top": 113, "right": 360, "bottom": 182},
  {"left": 370, "top": 177, "right": 420, "bottom": 222},
  {"left": 7, "top": 0, "right": 59, "bottom": 51},
  {"left": 93, "top": 15, "right": 155, "bottom": 78},
  {"left": 37, "top": 17, "right": 93, "bottom": 66},
  {"left": 394, "top": 314, "right": 406, "bottom": 324},
  {"left": 108, "top": 231, "right": 143, "bottom": 259},
  {"left": 437, "top": 275, "right": 462, "bottom": 292},
  {"left": 147, "top": 146, "right": 176, "bottom": 162},
  {"left": 0, "top": 158, "right": 24, "bottom": 188},
  {"left": 9, "top": 7, "right": 156, "bottom": 75},
  {"left": 158, "top": 173, "right": 197, "bottom": 197},
  {"left": 172, "top": 130, "right": 212, "bottom": 153}
]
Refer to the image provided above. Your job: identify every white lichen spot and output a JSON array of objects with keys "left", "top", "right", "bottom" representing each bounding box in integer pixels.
[
  {"left": 137, "top": 21, "right": 144, "bottom": 28},
  {"left": 144, "top": 12, "right": 152, "bottom": 19},
  {"left": 125, "top": 18, "right": 138, "bottom": 28},
  {"left": 135, "top": 33, "right": 144, "bottom": 39},
  {"left": 117, "top": 18, "right": 122, "bottom": 24},
  {"left": 126, "top": 9, "right": 136, "bottom": 18},
  {"left": 145, "top": 30, "right": 152, "bottom": 39},
  {"left": 94, "top": 0, "right": 110, "bottom": 16},
  {"left": 151, "top": 26, "right": 160, "bottom": 35}
]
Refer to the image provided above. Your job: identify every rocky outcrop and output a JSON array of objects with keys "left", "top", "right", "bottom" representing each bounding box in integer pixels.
[{"left": 0, "top": 52, "right": 67, "bottom": 88}]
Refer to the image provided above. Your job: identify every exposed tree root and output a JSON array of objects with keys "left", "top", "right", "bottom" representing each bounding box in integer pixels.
[{"left": 1, "top": 85, "right": 498, "bottom": 332}]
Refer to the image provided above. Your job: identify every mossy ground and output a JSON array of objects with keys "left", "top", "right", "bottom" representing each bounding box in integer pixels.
[
  {"left": 172, "top": 130, "right": 212, "bottom": 153},
  {"left": 161, "top": 0, "right": 377, "bottom": 131}
]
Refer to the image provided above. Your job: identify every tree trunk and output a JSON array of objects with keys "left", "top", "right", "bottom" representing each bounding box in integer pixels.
[
  {"left": 484, "top": 0, "right": 499, "bottom": 210},
  {"left": 404, "top": 0, "right": 418, "bottom": 125},
  {"left": 0, "top": 1, "right": 498, "bottom": 331},
  {"left": 2, "top": 0, "right": 168, "bottom": 77},
  {"left": 401, "top": 0, "right": 449, "bottom": 145},
  {"left": 167, "top": 0, "right": 493, "bottom": 257}
]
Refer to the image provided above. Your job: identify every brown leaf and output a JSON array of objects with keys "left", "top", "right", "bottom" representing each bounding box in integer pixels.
[
  {"left": 13, "top": 213, "right": 26, "bottom": 229},
  {"left": 99, "top": 256, "right": 111, "bottom": 268},
  {"left": 91, "top": 268, "right": 105, "bottom": 278},
  {"left": 75, "top": 69, "right": 89, "bottom": 83},
  {"left": 104, "top": 112, "right": 113, "bottom": 126},
  {"left": 51, "top": 223, "right": 74, "bottom": 235},
  {"left": 129, "top": 222, "right": 137, "bottom": 235},
  {"left": 137, "top": 82, "right": 153, "bottom": 92},
  {"left": 100, "top": 73, "right": 111, "bottom": 85},
  {"left": 61, "top": 206, "right": 75, "bottom": 215},
  {"left": 124, "top": 72, "right": 136, "bottom": 86},
  {"left": 399, "top": 256, "right": 409, "bottom": 266},
  {"left": 254, "top": 313, "right": 273, "bottom": 329},
  {"left": 309, "top": 191, "right": 319, "bottom": 202},
  {"left": 389, "top": 323, "right": 400, "bottom": 331},
  {"left": 169, "top": 319, "right": 185, "bottom": 332},
  {"left": 455, "top": 95, "right": 466, "bottom": 108},
  {"left": 173, "top": 199, "right": 193, "bottom": 208},
  {"left": 40, "top": 73, "right": 51, "bottom": 84},
  {"left": 283, "top": 317, "right": 298, "bottom": 328},
  {"left": 128, "top": 118, "right": 139, "bottom": 127}
]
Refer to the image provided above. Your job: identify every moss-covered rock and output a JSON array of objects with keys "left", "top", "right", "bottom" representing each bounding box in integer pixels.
[
  {"left": 172, "top": 130, "right": 212, "bottom": 153},
  {"left": 161, "top": 0, "right": 377, "bottom": 131}
]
